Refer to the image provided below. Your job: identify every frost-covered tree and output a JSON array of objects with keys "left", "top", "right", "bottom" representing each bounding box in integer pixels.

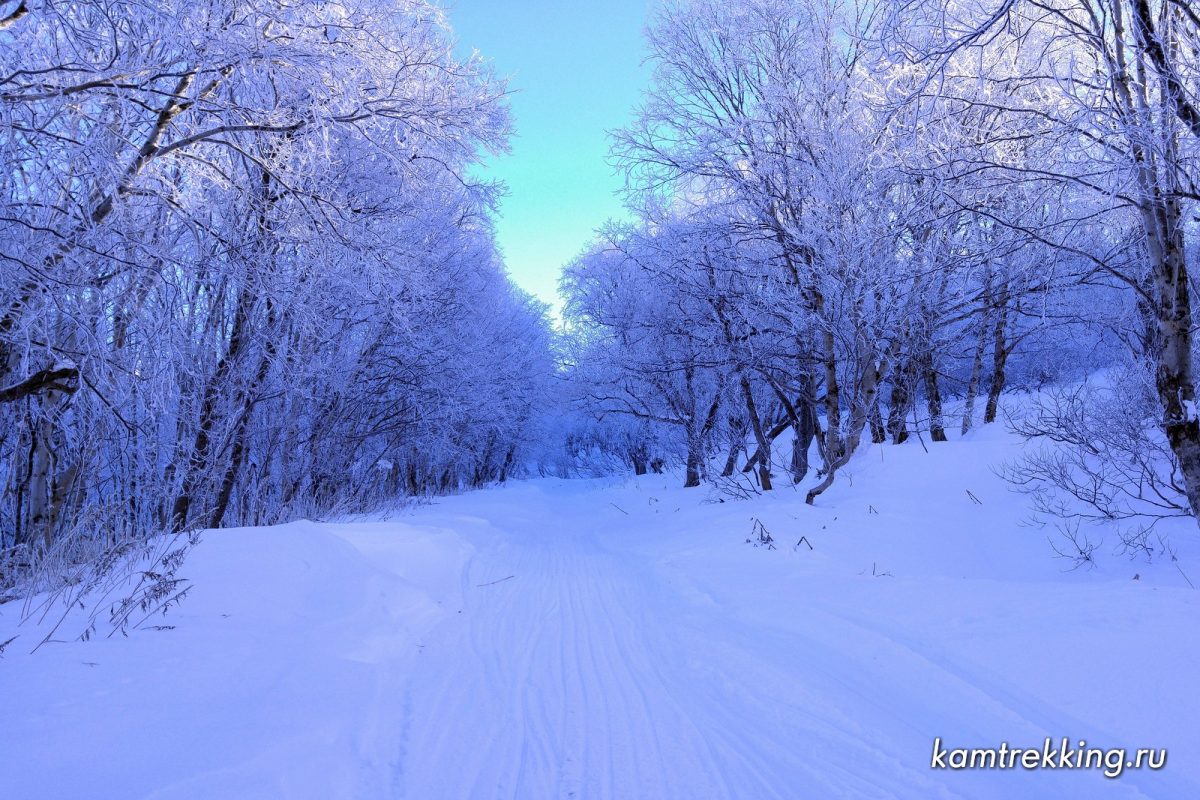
[
  {"left": 563, "top": 226, "right": 731, "bottom": 488},
  {"left": 564, "top": 0, "right": 1113, "bottom": 502},
  {"left": 0, "top": 1, "right": 553, "bottom": 589},
  {"left": 884, "top": 0, "right": 1200, "bottom": 519}
]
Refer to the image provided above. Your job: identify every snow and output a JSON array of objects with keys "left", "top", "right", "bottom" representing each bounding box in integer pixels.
[{"left": 2, "top": 426, "right": 1198, "bottom": 799}]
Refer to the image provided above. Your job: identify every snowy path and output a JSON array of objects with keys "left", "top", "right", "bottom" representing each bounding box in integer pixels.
[
  {"left": 380, "top": 481, "right": 1196, "bottom": 800},
  {"left": 392, "top": 490, "right": 949, "bottom": 799},
  {"left": 3, "top": 438, "right": 1199, "bottom": 799}
]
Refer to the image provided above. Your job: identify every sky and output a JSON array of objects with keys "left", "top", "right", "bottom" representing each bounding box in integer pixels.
[{"left": 446, "top": 0, "right": 655, "bottom": 312}]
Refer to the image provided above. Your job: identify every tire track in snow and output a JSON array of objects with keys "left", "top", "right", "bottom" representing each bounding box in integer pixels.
[
  {"left": 386, "top": 489, "right": 1182, "bottom": 799},
  {"left": 394, "top": 499, "right": 910, "bottom": 798}
]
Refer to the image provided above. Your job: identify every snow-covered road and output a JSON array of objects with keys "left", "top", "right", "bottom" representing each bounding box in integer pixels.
[
  {"left": 394, "top": 486, "right": 956, "bottom": 799},
  {"left": 382, "top": 481, "right": 1197, "bottom": 800},
  {"left": 3, "top": 434, "right": 1199, "bottom": 798}
]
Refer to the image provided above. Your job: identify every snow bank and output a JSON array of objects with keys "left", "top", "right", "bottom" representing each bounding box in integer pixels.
[{"left": 0, "top": 520, "right": 473, "bottom": 799}]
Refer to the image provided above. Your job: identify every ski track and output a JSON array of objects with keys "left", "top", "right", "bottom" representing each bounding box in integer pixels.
[{"left": 377, "top": 487, "right": 1187, "bottom": 800}]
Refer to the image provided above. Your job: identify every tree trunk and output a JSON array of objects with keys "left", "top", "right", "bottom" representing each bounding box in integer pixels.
[
  {"left": 887, "top": 358, "right": 912, "bottom": 444},
  {"left": 869, "top": 390, "right": 886, "bottom": 444},
  {"left": 1107, "top": 7, "right": 1200, "bottom": 520},
  {"left": 806, "top": 349, "right": 888, "bottom": 504},
  {"left": 820, "top": 323, "right": 843, "bottom": 461},
  {"left": 961, "top": 282, "right": 992, "bottom": 435},
  {"left": 208, "top": 346, "right": 273, "bottom": 529},
  {"left": 684, "top": 444, "right": 702, "bottom": 488},
  {"left": 25, "top": 409, "right": 53, "bottom": 549},
  {"left": 1145, "top": 196, "right": 1200, "bottom": 516},
  {"left": 790, "top": 374, "right": 817, "bottom": 483},
  {"left": 170, "top": 282, "right": 255, "bottom": 530},
  {"left": 721, "top": 415, "right": 746, "bottom": 477},
  {"left": 740, "top": 376, "right": 773, "bottom": 491},
  {"left": 46, "top": 460, "right": 79, "bottom": 546},
  {"left": 721, "top": 438, "right": 741, "bottom": 478},
  {"left": 984, "top": 281, "right": 1010, "bottom": 424},
  {"left": 922, "top": 350, "right": 947, "bottom": 442},
  {"left": 683, "top": 391, "right": 721, "bottom": 489},
  {"left": 854, "top": 350, "right": 887, "bottom": 453},
  {"left": 499, "top": 448, "right": 515, "bottom": 482}
]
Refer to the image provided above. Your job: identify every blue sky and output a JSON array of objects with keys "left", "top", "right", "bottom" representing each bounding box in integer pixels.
[{"left": 447, "top": 0, "right": 654, "bottom": 311}]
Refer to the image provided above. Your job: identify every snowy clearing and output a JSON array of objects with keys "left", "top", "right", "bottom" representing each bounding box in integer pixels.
[{"left": 2, "top": 426, "right": 1197, "bottom": 799}]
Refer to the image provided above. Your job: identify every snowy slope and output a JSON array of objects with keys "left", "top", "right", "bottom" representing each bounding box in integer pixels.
[{"left": 2, "top": 426, "right": 1198, "bottom": 799}]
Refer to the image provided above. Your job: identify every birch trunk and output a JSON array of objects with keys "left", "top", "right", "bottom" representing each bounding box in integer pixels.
[{"left": 961, "top": 272, "right": 993, "bottom": 435}]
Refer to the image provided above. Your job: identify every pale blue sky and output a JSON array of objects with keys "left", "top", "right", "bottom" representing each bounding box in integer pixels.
[{"left": 447, "top": 1, "right": 654, "bottom": 311}]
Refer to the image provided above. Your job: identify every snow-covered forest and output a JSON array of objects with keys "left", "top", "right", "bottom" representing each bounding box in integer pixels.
[
  {"left": 0, "top": 0, "right": 554, "bottom": 573},
  {"left": 562, "top": 0, "right": 1193, "bottom": 514},
  {"left": 2, "top": 0, "right": 1199, "bottom": 797}
]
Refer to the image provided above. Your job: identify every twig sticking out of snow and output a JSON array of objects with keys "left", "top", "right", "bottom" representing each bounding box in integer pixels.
[
  {"left": 1047, "top": 521, "right": 1098, "bottom": 571},
  {"left": 747, "top": 518, "right": 776, "bottom": 550},
  {"left": 476, "top": 575, "right": 515, "bottom": 588},
  {"left": 1176, "top": 563, "right": 1195, "bottom": 590}
]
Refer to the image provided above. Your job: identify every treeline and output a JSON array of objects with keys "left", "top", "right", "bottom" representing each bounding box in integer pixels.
[
  {"left": 562, "top": 0, "right": 1197, "bottom": 521},
  {"left": 0, "top": 1, "right": 552, "bottom": 585}
]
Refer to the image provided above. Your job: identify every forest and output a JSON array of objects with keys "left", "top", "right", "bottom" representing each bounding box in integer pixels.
[
  {"left": 5, "top": 0, "right": 1198, "bottom": 594},
  {"left": 561, "top": 0, "right": 1197, "bottom": 524},
  {"left": 3, "top": 1, "right": 1199, "bottom": 797},
  {"left": 0, "top": 0, "right": 556, "bottom": 590}
]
